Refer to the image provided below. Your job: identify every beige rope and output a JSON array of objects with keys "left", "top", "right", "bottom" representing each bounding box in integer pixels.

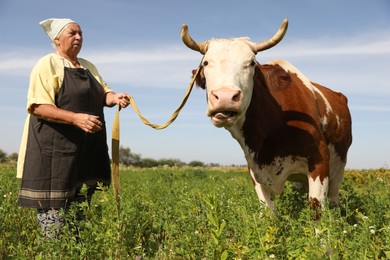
[
  {"left": 111, "top": 107, "right": 121, "bottom": 212},
  {"left": 111, "top": 65, "right": 201, "bottom": 212}
]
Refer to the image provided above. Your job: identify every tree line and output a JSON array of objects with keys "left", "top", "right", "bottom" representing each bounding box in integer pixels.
[
  {"left": 118, "top": 146, "right": 221, "bottom": 167},
  {"left": 0, "top": 147, "right": 225, "bottom": 167}
]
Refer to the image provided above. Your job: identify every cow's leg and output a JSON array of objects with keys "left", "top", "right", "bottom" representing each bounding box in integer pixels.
[
  {"left": 307, "top": 141, "right": 331, "bottom": 220},
  {"left": 249, "top": 169, "right": 275, "bottom": 211},
  {"left": 308, "top": 174, "right": 329, "bottom": 208},
  {"left": 308, "top": 171, "right": 329, "bottom": 220},
  {"left": 307, "top": 140, "right": 331, "bottom": 210},
  {"left": 308, "top": 159, "right": 330, "bottom": 210},
  {"left": 328, "top": 159, "right": 346, "bottom": 207},
  {"left": 326, "top": 144, "right": 348, "bottom": 207}
]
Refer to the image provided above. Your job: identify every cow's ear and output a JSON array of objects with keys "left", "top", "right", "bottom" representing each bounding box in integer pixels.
[{"left": 192, "top": 69, "right": 206, "bottom": 89}]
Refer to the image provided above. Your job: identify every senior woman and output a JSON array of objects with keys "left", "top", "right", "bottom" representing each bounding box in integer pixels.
[{"left": 17, "top": 18, "right": 130, "bottom": 238}]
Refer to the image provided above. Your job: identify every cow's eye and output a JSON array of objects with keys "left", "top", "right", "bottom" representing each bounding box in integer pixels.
[
  {"left": 250, "top": 60, "right": 256, "bottom": 66},
  {"left": 203, "top": 60, "right": 209, "bottom": 66}
]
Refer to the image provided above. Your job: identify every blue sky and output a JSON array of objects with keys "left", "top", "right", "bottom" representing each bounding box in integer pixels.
[{"left": 0, "top": 0, "right": 389, "bottom": 169}]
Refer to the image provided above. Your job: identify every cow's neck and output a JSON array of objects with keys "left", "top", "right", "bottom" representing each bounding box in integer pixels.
[{"left": 240, "top": 65, "right": 285, "bottom": 166}]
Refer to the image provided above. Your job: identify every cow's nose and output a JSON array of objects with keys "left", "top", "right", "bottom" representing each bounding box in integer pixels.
[{"left": 210, "top": 87, "right": 242, "bottom": 104}]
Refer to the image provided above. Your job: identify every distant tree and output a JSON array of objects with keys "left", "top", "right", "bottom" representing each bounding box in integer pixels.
[
  {"left": 119, "top": 146, "right": 142, "bottom": 166},
  {"left": 188, "top": 160, "right": 205, "bottom": 167},
  {"left": 8, "top": 153, "right": 18, "bottom": 161},
  {"left": 141, "top": 158, "right": 159, "bottom": 168},
  {"left": 209, "top": 163, "right": 220, "bottom": 167},
  {"left": 0, "top": 149, "right": 7, "bottom": 163},
  {"left": 157, "top": 158, "right": 185, "bottom": 167}
]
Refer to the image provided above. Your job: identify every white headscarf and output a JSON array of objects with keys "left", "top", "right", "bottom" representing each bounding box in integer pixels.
[{"left": 39, "top": 18, "right": 76, "bottom": 42}]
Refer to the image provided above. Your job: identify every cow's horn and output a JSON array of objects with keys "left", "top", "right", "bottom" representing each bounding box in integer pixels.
[
  {"left": 181, "top": 24, "right": 208, "bottom": 55},
  {"left": 251, "top": 19, "right": 288, "bottom": 54}
]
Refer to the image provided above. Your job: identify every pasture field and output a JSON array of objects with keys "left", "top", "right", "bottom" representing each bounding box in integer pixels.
[{"left": 1, "top": 163, "right": 389, "bottom": 259}]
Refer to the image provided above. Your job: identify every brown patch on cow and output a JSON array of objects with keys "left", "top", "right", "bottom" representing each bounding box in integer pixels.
[
  {"left": 242, "top": 63, "right": 351, "bottom": 183},
  {"left": 243, "top": 64, "right": 324, "bottom": 170}
]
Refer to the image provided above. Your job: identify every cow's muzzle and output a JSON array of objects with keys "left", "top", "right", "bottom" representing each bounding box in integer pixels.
[{"left": 207, "top": 87, "right": 242, "bottom": 127}]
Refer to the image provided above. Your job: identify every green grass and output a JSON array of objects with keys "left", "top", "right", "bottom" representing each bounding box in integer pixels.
[{"left": 1, "top": 163, "right": 389, "bottom": 259}]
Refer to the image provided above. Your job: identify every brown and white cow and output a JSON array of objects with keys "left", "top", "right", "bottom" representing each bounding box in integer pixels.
[{"left": 181, "top": 19, "right": 352, "bottom": 211}]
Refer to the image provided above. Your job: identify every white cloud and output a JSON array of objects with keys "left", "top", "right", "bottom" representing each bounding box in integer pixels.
[
  {"left": 267, "top": 31, "right": 390, "bottom": 57},
  {"left": 0, "top": 55, "right": 40, "bottom": 76},
  {"left": 1, "top": 31, "right": 389, "bottom": 93},
  {"left": 84, "top": 46, "right": 197, "bottom": 64}
]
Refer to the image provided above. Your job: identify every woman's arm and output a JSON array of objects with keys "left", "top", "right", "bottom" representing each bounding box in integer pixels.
[{"left": 30, "top": 104, "right": 102, "bottom": 133}]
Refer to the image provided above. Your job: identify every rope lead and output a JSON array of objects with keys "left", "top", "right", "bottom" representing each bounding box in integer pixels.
[{"left": 111, "top": 64, "right": 202, "bottom": 213}]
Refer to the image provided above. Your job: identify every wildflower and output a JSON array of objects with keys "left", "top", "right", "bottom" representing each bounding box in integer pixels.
[
  {"left": 370, "top": 229, "right": 375, "bottom": 234},
  {"left": 269, "top": 254, "right": 275, "bottom": 258},
  {"left": 343, "top": 230, "right": 347, "bottom": 234},
  {"left": 353, "top": 224, "right": 358, "bottom": 227},
  {"left": 3, "top": 194, "right": 6, "bottom": 198}
]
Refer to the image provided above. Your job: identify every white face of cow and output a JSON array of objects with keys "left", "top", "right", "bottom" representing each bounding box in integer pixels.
[
  {"left": 202, "top": 39, "right": 256, "bottom": 128},
  {"left": 181, "top": 20, "right": 288, "bottom": 128}
]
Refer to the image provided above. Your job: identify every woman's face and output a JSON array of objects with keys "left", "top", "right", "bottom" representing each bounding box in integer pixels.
[{"left": 55, "top": 23, "right": 83, "bottom": 57}]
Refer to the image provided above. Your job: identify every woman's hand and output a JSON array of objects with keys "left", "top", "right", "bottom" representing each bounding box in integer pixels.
[
  {"left": 72, "top": 113, "right": 102, "bottom": 133},
  {"left": 105, "top": 92, "right": 130, "bottom": 108}
]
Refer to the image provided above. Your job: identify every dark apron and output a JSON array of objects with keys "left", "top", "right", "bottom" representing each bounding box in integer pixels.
[{"left": 19, "top": 67, "right": 111, "bottom": 209}]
